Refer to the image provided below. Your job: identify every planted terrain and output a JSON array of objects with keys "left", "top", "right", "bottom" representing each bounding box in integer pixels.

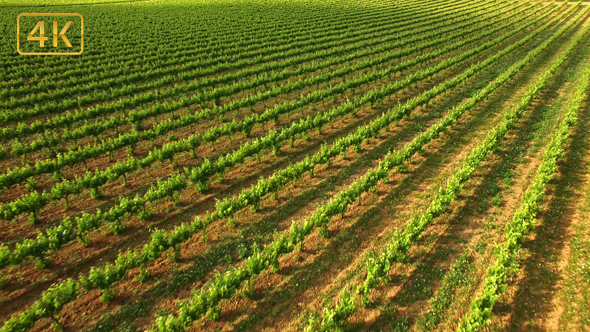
[{"left": 0, "top": 0, "right": 589, "bottom": 331}]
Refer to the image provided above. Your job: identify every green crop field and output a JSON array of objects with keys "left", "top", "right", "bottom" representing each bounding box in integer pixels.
[{"left": 1, "top": 0, "right": 589, "bottom": 331}]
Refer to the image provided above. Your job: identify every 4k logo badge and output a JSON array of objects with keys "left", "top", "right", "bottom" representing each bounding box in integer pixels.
[{"left": 17, "top": 13, "right": 84, "bottom": 55}]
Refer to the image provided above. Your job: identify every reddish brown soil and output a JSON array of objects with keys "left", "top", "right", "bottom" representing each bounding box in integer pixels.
[{"left": 2, "top": 3, "right": 588, "bottom": 332}]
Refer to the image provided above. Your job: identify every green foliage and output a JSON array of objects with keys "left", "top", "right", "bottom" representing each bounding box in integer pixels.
[
  {"left": 458, "top": 22, "right": 590, "bottom": 330},
  {"left": 0, "top": 2, "right": 567, "bottom": 332},
  {"left": 309, "top": 3, "right": 580, "bottom": 328},
  {"left": 135, "top": 266, "right": 151, "bottom": 283},
  {"left": 100, "top": 288, "right": 115, "bottom": 303},
  {"left": 490, "top": 194, "right": 501, "bottom": 207}
]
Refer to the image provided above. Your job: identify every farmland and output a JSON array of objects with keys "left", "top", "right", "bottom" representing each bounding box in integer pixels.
[{"left": 0, "top": 0, "right": 590, "bottom": 331}]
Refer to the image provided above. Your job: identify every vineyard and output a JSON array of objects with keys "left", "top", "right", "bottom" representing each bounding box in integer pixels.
[{"left": 0, "top": 0, "right": 589, "bottom": 331}]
